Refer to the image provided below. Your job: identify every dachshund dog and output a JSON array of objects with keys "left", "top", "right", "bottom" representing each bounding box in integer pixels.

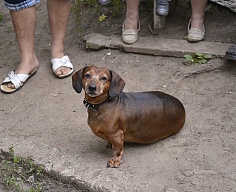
[{"left": 72, "top": 65, "right": 185, "bottom": 168}]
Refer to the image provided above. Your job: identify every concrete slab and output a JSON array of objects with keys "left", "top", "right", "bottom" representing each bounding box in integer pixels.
[
  {"left": 1, "top": 53, "right": 236, "bottom": 192},
  {"left": 84, "top": 33, "right": 233, "bottom": 57}
]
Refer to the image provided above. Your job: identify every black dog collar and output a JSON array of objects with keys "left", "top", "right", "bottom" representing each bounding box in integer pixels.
[
  {"left": 83, "top": 99, "right": 96, "bottom": 111},
  {"left": 83, "top": 97, "right": 112, "bottom": 112}
]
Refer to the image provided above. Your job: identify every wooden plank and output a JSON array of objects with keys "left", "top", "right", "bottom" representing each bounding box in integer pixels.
[{"left": 153, "top": 0, "right": 166, "bottom": 29}]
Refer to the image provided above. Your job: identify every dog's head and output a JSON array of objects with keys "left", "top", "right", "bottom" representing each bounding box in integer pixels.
[{"left": 72, "top": 65, "right": 126, "bottom": 98}]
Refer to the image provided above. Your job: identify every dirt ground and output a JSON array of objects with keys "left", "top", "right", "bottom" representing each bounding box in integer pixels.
[{"left": 0, "top": 0, "right": 236, "bottom": 191}]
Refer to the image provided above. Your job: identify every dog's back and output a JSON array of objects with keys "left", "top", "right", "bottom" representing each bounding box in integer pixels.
[{"left": 113, "top": 91, "right": 185, "bottom": 144}]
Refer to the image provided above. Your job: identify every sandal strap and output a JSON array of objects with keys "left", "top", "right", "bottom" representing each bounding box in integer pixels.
[
  {"left": 2, "top": 71, "right": 30, "bottom": 89},
  {"left": 51, "top": 55, "right": 74, "bottom": 72}
]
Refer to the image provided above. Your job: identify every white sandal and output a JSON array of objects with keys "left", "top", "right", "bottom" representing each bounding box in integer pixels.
[
  {"left": 51, "top": 55, "right": 74, "bottom": 79},
  {"left": 1, "top": 69, "right": 37, "bottom": 94}
]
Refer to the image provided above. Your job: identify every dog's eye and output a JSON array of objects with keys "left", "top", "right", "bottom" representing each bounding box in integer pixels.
[
  {"left": 85, "top": 74, "right": 91, "bottom": 79},
  {"left": 101, "top": 76, "right": 107, "bottom": 81}
]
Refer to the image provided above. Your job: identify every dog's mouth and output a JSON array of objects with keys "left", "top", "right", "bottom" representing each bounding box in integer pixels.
[
  {"left": 87, "top": 92, "right": 98, "bottom": 97},
  {"left": 86, "top": 89, "right": 102, "bottom": 97}
]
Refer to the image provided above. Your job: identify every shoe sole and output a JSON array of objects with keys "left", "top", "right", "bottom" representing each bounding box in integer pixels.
[
  {"left": 187, "top": 38, "right": 204, "bottom": 43},
  {"left": 187, "top": 34, "right": 204, "bottom": 43},
  {"left": 55, "top": 68, "right": 74, "bottom": 79}
]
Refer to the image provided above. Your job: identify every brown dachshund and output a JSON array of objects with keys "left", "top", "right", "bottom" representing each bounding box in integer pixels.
[{"left": 72, "top": 65, "right": 185, "bottom": 168}]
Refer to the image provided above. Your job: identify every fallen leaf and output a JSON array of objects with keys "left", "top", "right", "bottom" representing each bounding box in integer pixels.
[{"left": 99, "top": 14, "right": 108, "bottom": 22}]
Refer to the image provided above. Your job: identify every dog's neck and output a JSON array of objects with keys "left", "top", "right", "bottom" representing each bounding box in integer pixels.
[{"left": 83, "top": 96, "right": 112, "bottom": 112}]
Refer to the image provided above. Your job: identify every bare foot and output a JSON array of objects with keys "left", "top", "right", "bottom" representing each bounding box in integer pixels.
[
  {"left": 51, "top": 55, "right": 74, "bottom": 78},
  {"left": 54, "top": 65, "right": 72, "bottom": 77},
  {"left": 50, "top": 47, "right": 73, "bottom": 77},
  {"left": 7, "top": 56, "right": 39, "bottom": 89}
]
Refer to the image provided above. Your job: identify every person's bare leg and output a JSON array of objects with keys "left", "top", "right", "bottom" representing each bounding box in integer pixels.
[
  {"left": 124, "top": 0, "right": 140, "bottom": 30},
  {"left": 190, "top": 0, "right": 208, "bottom": 30},
  {"left": 47, "top": 0, "right": 72, "bottom": 77},
  {"left": 7, "top": 6, "right": 39, "bottom": 89}
]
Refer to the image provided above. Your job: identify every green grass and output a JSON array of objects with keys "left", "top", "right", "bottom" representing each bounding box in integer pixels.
[
  {"left": 0, "top": 13, "right": 3, "bottom": 23},
  {"left": 0, "top": 146, "right": 44, "bottom": 192},
  {"left": 184, "top": 52, "right": 213, "bottom": 64}
]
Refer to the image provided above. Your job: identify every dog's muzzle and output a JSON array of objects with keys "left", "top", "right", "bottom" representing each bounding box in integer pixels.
[
  {"left": 86, "top": 82, "right": 100, "bottom": 97},
  {"left": 88, "top": 83, "right": 96, "bottom": 92}
]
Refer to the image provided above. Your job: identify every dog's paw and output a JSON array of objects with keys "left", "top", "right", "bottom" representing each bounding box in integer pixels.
[{"left": 107, "top": 158, "right": 121, "bottom": 168}]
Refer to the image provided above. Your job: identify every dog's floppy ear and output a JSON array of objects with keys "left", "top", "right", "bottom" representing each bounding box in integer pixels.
[
  {"left": 109, "top": 70, "right": 126, "bottom": 97},
  {"left": 72, "top": 66, "right": 88, "bottom": 93}
]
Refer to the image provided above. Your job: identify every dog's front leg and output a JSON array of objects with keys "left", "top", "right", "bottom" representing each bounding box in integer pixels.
[{"left": 107, "top": 129, "right": 124, "bottom": 168}]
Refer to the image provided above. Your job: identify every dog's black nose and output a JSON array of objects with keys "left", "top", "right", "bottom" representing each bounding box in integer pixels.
[{"left": 89, "top": 83, "right": 96, "bottom": 92}]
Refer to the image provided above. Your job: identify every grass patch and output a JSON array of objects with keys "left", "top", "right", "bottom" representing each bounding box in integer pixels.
[
  {"left": 72, "top": 0, "right": 125, "bottom": 19},
  {"left": 72, "top": 0, "right": 126, "bottom": 37},
  {"left": 0, "top": 146, "right": 44, "bottom": 192},
  {"left": 0, "top": 12, "right": 3, "bottom": 23}
]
